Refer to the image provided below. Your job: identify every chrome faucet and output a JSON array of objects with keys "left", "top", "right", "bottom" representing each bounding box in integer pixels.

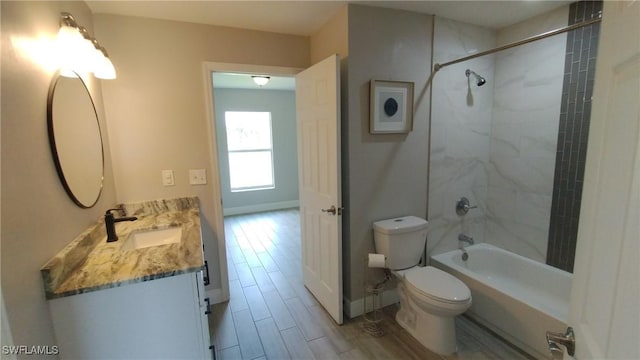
[
  {"left": 105, "top": 208, "right": 138, "bottom": 242},
  {"left": 458, "top": 233, "right": 474, "bottom": 245}
]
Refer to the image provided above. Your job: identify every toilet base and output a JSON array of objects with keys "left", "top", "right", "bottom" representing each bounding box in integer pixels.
[
  {"left": 396, "top": 304, "right": 458, "bottom": 355},
  {"left": 394, "top": 281, "right": 463, "bottom": 357}
]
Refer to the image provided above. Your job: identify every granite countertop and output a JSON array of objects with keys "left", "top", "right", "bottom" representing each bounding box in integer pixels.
[{"left": 41, "top": 197, "right": 205, "bottom": 299}]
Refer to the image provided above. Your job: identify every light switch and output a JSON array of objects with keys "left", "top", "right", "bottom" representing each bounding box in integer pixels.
[
  {"left": 189, "top": 169, "right": 207, "bottom": 185},
  {"left": 162, "top": 170, "right": 175, "bottom": 186}
]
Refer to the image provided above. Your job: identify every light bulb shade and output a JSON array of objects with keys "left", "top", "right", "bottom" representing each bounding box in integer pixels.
[
  {"left": 56, "top": 25, "right": 94, "bottom": 75},
  {"left": 57, "top": 25, "right": 84, "bottom": 75},
  {"left": 57, "top": 25, "right": 83, "bottom": 47},
  {"left": 56, "top": 12, "right": 116, "bottom": 79},
  {"left": 94, "top": 52, "right": 116, "bottom": 79},
  {"left": 252, "top": 76, "right": 270, "bottom": 86},
  {"left": 80, "top": 38, "right": 98, "bottom": 72}
]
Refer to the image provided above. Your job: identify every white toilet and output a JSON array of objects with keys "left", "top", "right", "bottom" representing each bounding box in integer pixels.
[{"left": 373, "top": 216, "right": 471, "bottom": 355}]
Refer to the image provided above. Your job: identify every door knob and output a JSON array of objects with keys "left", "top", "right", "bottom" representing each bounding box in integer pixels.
[
  {"left": 321, "top": 205, "right": 343, "bottom": 215},
  {"left": 546, "top": 327, "right": 575, "bottom": 357}
]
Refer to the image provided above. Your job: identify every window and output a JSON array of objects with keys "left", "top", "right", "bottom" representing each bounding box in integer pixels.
[{"left": 225, "top": 111, "right": 274, "bottom": 192}]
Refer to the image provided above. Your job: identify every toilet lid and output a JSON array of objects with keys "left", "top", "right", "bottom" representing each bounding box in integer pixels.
[{"left": 404, "top": 266, "right": 471, "bottom": 303}]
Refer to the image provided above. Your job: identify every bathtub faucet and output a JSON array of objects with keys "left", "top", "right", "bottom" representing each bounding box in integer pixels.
[{"left": 458, "top": 233, "right": 474, "bottom": 245}]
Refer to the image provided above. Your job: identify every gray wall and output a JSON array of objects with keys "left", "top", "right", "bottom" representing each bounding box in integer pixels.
[
  {"left": 213, "top": 88, "right": 299, "bottom": 214},
  {"left": 1, "top": 1, "right": 117, "bottom": 354},
  {"left": 344, "top": 5, "right": 432, "bottom": 305}
]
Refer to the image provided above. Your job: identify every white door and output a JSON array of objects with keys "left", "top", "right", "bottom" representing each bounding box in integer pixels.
[
  {"left": 296, "top": 54, "right": 343, "bottom": 324},
  {"left": 562, "top": 2, "right": 640, "bottom": 358}
]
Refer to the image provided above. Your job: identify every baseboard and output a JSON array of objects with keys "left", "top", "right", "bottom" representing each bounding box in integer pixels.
[
  {"left": 344, "top": 288, "right": 399, "bottom": 319},
  {"left": 207, "top": 288, "right": 227, "bottom": 304},
  {"left": 223, "top": 201, "right": 299, "bottom": 216}
]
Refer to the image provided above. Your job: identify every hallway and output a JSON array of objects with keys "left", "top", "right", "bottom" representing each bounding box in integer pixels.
[{"left": 210, "top": 209, "right": 529, "bottom": 360}]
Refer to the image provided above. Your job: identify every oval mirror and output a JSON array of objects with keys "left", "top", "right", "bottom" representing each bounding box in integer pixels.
[{"left": 47, "top": 72, "right": 104, "bottom": 208}]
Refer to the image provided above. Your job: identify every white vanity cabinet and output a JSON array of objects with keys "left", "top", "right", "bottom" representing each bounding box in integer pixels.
[{"left": 49, "top": 271, "right": 212, "bottom": 359}]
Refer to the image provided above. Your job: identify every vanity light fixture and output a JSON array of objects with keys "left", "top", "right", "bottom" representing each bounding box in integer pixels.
[
  {"left": 252, "top": 75, "right": 270, "bottom": 86},
  {"left": 57, "top": 12, "right": 116, "bottom": 79}
]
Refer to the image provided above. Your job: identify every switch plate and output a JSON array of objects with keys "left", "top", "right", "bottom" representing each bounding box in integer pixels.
[
  {"left": 162, "top": 170, "right": 175, "bottom": 186},
  {"left": 189, "top": 169, "right": 207, "bottom": 185}
]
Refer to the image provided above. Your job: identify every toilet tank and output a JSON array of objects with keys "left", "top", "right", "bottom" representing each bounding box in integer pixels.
[{"left": 373, "top": 216, "right": 428, "bottom": 270}]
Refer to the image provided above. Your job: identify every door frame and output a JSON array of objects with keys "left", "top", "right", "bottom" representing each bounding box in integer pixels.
[{"left": 202, "top": 62, "right": 303, "bottom": 303}]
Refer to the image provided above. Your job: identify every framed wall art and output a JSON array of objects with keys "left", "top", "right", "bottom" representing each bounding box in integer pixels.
[{"left": 369, "top": 80, "right": 414, "bottom": 134}]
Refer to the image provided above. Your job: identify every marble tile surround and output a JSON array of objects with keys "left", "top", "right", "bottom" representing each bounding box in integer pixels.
[
  {"left": 429, "top": 7, "right": 568, "bottom": 264},
  {"left": 41, "top": 197, "right": 204, "bottom": 299},
  {"left": 428, "top": 17, "right": 496, "bottom": 257},
  {"left": 487, "top": 6, "right": 568, "bottom": 262}
]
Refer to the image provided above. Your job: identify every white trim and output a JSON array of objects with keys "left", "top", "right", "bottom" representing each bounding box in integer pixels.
[
  {"left": 344, "top": 288, "right": 400, "bottom": 319},
  {"left": 202, "top": 64, "right": 230, "bottom": 303},
  {"left": 207, "top": 288, "right": 227, "bottom": 304},
  {"left": 224, "top": 201, "right": 299, "bottom": 216}
]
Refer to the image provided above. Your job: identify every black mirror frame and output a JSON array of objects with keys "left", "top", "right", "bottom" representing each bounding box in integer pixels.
[{"left": 46, "top": 71, "right": 105, "bottom": 208}]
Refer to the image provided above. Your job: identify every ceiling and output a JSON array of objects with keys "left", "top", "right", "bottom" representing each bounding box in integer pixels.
[
  {"left": 212, "top": 73, "right": 296, "bottom": 91},
  {"left": 88, "top": 0, "right": 572, "bottom": 90},
  {"left": 86, "top": 1, "right": 572, "bottom": 36}
]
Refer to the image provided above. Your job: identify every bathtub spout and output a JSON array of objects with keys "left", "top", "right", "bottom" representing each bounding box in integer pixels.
[{"left": 458, "top": 233, "right": 474, "bottom": 245}]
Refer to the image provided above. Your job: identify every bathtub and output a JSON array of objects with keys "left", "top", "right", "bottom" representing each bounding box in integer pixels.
[{"left": 431, "top": 243, "right": 571, "bottom": 359}]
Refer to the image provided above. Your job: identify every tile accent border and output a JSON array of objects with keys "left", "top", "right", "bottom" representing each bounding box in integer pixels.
[{"left": 547, "top": 0, "right": 602, "bottom": 272}]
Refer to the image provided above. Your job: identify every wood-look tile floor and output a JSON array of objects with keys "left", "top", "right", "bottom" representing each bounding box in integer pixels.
[{"left": 210, "top": 209, "right": 530, "bottom": 360}]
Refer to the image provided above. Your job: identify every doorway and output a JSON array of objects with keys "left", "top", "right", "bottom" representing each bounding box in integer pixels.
[
  {"left": 203, "top": 56, "right": 344, "bottom": 325},
  {"left": 211, "top": 72, "right": 299, "bottom": 216},
  {"left": 202, "top": 62, "right": 302, "bottom": 303}
]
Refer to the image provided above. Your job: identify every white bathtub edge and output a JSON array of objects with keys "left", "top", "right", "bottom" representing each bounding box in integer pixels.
[{"left": 431, "top": 243, "right": 570, "bottom": 359}]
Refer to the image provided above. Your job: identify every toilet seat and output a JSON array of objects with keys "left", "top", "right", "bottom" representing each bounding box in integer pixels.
[{"left": 404, "top": 266, "right": 471, "bottom": 304}]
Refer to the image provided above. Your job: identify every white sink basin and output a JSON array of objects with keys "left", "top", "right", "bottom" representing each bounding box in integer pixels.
[{"left": 123, "top": 227, "right": 182, "bottom": 251}]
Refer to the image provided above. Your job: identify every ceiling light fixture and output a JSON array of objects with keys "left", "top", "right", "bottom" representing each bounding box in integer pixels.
[{"left": 252, "top": 76, "right": 270, "bottom": 86}]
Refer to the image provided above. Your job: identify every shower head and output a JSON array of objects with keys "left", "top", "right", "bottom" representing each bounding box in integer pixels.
[{"left": 465, "top": 69, "right": 486, "bottom": 86}]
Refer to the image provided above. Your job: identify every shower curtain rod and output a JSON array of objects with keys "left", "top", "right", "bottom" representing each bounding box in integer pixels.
[{"left": 433, "top": 14, "right": 602, "bottom": 72}]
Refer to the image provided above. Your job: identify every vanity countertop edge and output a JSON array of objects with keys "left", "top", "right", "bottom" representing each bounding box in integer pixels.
[{"left": 40, "top": 197, "right": 205, "bottom": 300}]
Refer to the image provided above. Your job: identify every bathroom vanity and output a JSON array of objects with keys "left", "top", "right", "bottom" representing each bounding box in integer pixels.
[{"left": 40, "top": 197, "right": 213, "bottom": 359}]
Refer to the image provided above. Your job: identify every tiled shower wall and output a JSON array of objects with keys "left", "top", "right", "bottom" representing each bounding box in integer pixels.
[
  {"left": 428, "top": 17, "right": 496, "bottom": 257},
  {"left": 547, "top": 1, "right": 602, "bottom": 272},
  {"left": 428, "top": 2, "right": 599, "bottom": 269},
  {"left": 430, "top": 4, "right": 571, "bottom": 261},
  {"left": 485, "top": 6, "right": 568, "bottom": 263}
]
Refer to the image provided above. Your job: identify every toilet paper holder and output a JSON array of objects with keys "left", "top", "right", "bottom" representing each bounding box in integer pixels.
[
  {"left": 363, "top": 268, "right": 391, "bottom": 337},
  {"left": 367, "top": 253, "right": 386, "bottom": 268}
]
